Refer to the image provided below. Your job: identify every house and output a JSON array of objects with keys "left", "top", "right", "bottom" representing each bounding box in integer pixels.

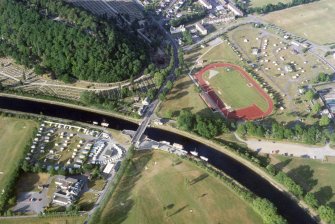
[
  {"left": 195, "top": 22, "right": 207, "bottom": 35},
  {"left": 170, "top": 25, "right": 186, "bottom": 34},
  {"left": 52, "top": 176, "right": 83, "bottom": 206},
  {"left": 252, "top": 48, "right": 260, "bottom": 55},
  {"left": 142, "top": 97, "right": 150, "bottom": 106},
  {"left": 55, "top": 176, "right": 78, "bottom": 190},
  {"left": 227, "top": 3, "right": 244, "bottom": 17},
  {"left": 198, "top": 0, "right": 212, "bottom": 9}
]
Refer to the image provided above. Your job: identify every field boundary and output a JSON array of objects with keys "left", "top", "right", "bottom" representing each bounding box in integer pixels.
[{"left": 194, "top": 62, "right": 274, "bottom": 120}]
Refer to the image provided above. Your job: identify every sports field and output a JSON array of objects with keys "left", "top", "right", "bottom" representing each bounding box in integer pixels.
[
  {"left": 98, "top": 151, "right": 263, "bottom": 224},
  {"left": 195, "top": 63, "right": 273, "bottom": 120},
  {"left": 0, "top": 117, "right": 37, "bottom": 192},
  {"left": 262, "top": 0, "right": 335, "bottom": 45},
  {"left": 250, "top": 0, "right": 291, "bottom": 8},
  {"left": 203, "top": 68, "right": 268, "bottom": 111},
  {"left": 271, "top": 155, "right": 335, "bottom": 209}
]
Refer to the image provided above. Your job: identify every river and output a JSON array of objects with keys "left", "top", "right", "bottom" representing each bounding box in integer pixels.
[{"left": 0, "top": 96, "right": 316, "bottom": 224}]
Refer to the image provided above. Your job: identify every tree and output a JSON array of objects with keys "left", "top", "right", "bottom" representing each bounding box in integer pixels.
[
  {"left": 147, "top": 89, "right": 156, "bottom": 100},
  {"left": 182, "top": 30, "right": 193, "bottom": 45},
  {"left": 312, "top": 103, "right": 322, "bottom": 114},
  {"left": 154, "top": 72, "right": 164, "bottom": 87},
  {"left": 0, "top": 82, "right": 4, "bottom": 91},
  {"left": 237, "top": 124, "right": 247, "bottom": 136},
  {"left": 318, "top": 205, "right": 335, "bottom": 223},
  {"left": 304, "top": 192, "right": 318, "bottom": 209},
  {"left": 177, "top": 110, "right": 195, "bottom": 131},
  {"left": 319, "top": 115, "right": 330, "bottom": 127},
  {"left": 252, "top": 198, "right": 287, "bottom": 224},
  {"left": 166, "top": 80, "right": 173, "bottom": 90},
  {"left": 305, "top": 90, "right": 315, "bottom": 101},
  {"left": 175, "top": 68, "right": 182, "bottom": 76},
  {"left": 315, "top": 72, "right": 330, "bottom": 83}
]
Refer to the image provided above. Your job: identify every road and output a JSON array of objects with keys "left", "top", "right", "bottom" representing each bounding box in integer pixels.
[
  {"left": 235, "top": 133, "right": 335, "bottom": 160},
  {"left": 131, "top": 10, "right": 179, "bottom": 145}
]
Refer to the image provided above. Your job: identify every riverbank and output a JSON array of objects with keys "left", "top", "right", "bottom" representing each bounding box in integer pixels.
[
  {"left": 0, "top": 93, "right": 140, "bottom": 125},
  {"left": 152, "top": 123, "right": 319, "bottom": 220},
  {"left": 0, "top": 95, "right": 318, "bottom": 223}
]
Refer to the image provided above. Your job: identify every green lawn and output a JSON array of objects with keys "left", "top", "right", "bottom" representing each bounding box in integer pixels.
[
  {"left": 0, "top": 116, "right": 38, "bottom": 192},
  {"left": 271, "top": 155, "right": 335, "bottom": 209},
  {"left": 262, "top": 0, "right": 335, "bottom": 45},
  {"left": 0, "top": 216, "right": 86, "bottom": 224},
  {"left": 250, "top": 0, "right": 291, "bottom": 8},
  {"left": 203, "top": 67, "right": 268, "bottom": 111},
  {"left": 201, "top": 41, "right": 243, "bottom": 65},
  {"left": 98, "top": 151, "right": 263, "bottom": 224},
  {"left": 157, "top": 75, "right": 215, "bottom": 118}
]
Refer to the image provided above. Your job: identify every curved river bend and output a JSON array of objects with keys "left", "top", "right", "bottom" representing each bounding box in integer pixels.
[{"left": 0, "top": 96, "right": 316, "bottom": 224}]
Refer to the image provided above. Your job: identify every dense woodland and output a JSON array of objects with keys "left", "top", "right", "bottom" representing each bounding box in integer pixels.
[{"left": 0, "top": 0, "right": 148, "bottom": 83}]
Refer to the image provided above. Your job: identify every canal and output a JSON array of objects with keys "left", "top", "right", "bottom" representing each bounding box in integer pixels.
[{"left": 0, "top": 96, "right": 316, "bottom": 224}]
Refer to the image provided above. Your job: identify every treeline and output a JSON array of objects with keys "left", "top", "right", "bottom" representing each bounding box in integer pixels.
[
  {"left": 183, "top": 157, "right": 286, "bottom": 224},
  {"left": 89, "top": 146, "right": 134, "bottom": 224},
  {"left": 250, "top": 0, "right": 319, "bottom": 14},
  {"left": 265, "top": 165, "right": 335, "bottom": 223},
  {"left": 237, "top": 120, "right": 334, "bottom": 145},
  {"left": 177, "top": 110, "right": 231, "bottom": 139},
  {"left": 0, "top": 0, "right": 147, "bottom": 83},
  {"left": 170, "top": 9, "right": 206, "bottom": 27}
]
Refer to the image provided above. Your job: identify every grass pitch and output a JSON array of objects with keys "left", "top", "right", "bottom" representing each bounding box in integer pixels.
[
  {"left": 203, "top": 67, "right": 268, "bottom": 111},
  {"left": 0, "top": 117, "right": 37, "bottom": 192},
  {"left": 271, "top": 155, "right": 335, "bottom": 209},
  {"left": 98, "top": 151, "right": 263, "bottom": 224},
  {"left": 262, "top": 0, "right": 335, "bottom": 45}
]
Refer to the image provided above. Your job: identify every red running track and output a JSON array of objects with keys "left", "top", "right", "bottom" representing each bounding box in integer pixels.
[{"left": 194, "top": 62, "right": 274, "bottom": 120}]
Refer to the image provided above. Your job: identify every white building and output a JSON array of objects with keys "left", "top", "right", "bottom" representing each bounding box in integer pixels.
[
  {"left": 198, "top": 0, "right": 212, "bottom": 9},
  {"left": 170, "top": 25, "right": 186, "bottom": 34},
  {"left": 206, "top": 16, "right": 234, "bottom": 24},
  {"left": 195, "top": 22, "right": 207, "bottom": 35}
]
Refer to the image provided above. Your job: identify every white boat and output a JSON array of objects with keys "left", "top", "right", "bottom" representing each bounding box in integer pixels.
[
  {"left": 200, "top": 156, "right": 208, "bottom": 162},
  {"left": 190, "top": 151, "right": 198, "bottom": 156},
  {"left": 93, "top": 121, "right": 98, "bottom": 125},
  {"left": 101, "top": 122, "right": 109, "bottom": 127}
]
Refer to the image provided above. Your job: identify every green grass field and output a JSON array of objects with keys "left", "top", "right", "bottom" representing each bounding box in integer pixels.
[
  {"left": 0, "top": 216, "right": 86, "bottom": 224},
  {"left": 250, "top": 0, "right": 291, "bottom": 8},
  {"left": 98, "top": 151, "right": 263, "bottom": 224},
  {"left": 262, "top": 0, "right": 335, "bottom": 45},
  {"left": 203, "top": 67, "right": 268, "bottom": 111},
  {"left": 201, "top": 41, "right": 243, "bottom": 65},
  {"left": 0, "top": 117, "right": 38, "bottom": 192},
  {"left": 271, "top": 155, "right": 335, "bottom": 209},
  {"left": 157, "top": 75, "right": 215, "bottom": 118}
]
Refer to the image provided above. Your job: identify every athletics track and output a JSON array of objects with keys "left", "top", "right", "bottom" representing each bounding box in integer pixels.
[{"left": 194, "top": 63, "right": 274, "bottom": 120}]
